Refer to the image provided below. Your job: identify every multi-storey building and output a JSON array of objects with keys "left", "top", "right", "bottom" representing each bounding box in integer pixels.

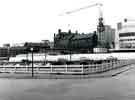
[
  {"left": 54, "top": 29, "right": 98, "bottom": 53},
  {"left": 97, "top": 25, "right": 115, "bottom": 48},
  {"left": 116, "top": 21, "right": 135, "bottom": 50}
]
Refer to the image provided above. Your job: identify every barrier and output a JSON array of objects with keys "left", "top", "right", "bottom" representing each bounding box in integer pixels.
[{"left": 0, "top": 60, "right": 134, "bottom": 74}]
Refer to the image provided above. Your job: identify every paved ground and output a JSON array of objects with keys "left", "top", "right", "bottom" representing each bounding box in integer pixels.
[{"left": 0, "top": 65, "right": 135, "bottom": 100}]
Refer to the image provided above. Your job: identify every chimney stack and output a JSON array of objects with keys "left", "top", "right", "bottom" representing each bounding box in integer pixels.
[
  {"left": 68, "top": 29, "right": 71, "bottom": 34},
  {"left": 58, "top": 29, "right": 61, "bottom": 34}
]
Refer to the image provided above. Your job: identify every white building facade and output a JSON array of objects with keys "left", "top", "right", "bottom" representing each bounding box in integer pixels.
[{"left": 116, "top": 22, "right": 135, "bottom": 49}]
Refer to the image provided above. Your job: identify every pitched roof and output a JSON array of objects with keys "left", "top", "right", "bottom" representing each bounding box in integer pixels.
[
  {"left": 72, "top": 33, "right": 93, "bottom": 40},
  {"left": 24, "top": 42, "right": 49, "bottom": 48},
  {"left": 55, "top": 33, "right": 75, "bottom": 40}
]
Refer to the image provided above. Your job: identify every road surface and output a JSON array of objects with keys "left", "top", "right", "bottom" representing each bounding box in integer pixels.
[{"left": 0, "top": 67, "right": 135, "bottom": 100}]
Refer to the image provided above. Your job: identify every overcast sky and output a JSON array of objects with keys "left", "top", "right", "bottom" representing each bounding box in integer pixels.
[{"left": 0, "top": 0, "right": 135, "bottom": 46}]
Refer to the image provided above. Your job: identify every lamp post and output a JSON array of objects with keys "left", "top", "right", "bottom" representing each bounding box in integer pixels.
[{"left": 30, "top": 48, "right": 34, "bottom": 77}]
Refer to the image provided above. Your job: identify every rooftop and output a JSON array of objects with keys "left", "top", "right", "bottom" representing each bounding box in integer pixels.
[{"left": 72, "top": 33, "right": 93, "bottom": 40}]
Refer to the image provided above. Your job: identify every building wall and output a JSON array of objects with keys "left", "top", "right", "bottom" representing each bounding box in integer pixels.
[
  {"left": 54, "top": 29, "right": 97, "bottom": 53},
  {"left": 97, "top": 25, "right": 115, "bottom": 48},
  {"left": 1, "top": 41, "right": 51, "bottom": 57},
  {"left": 54, "top": 29, "right": 74, "bottom": 49},
  {"left": 116, "top": 22, "right": 135, "bottom": 49},
  {"left": 0, "top": 48, "right": 8, "bottom": 57}
]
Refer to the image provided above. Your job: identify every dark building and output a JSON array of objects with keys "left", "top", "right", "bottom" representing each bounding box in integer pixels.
[
  {"left": 0, "top": 48, "right": 8, "bottom": 57},
  {"left": 0, "top": 41, "right": 51, "bottom": 58},
  {"left": 54, "top": 29, "right": 75, "bottom": 50},
  {"left": 70, "top": 33, "right": 97, "bottom": 53},
  {"left": 9, "top": 46, "right": 27, "bottom": 57},
  {"left": 54, "top": 29, "right": 98, "bottom": 53},
  {"left": 24, "top": 42, "right": 50, "bottom": 52}
]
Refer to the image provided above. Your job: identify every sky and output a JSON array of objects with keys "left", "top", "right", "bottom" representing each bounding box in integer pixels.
[{"left": 0, "top": 0, "right": 135, "bottom": 46}]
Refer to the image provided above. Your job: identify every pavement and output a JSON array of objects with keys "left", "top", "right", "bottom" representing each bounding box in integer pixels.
[
  {"left": 0, "top": 64, "right": 134, "bottom": 100},
  {"left": 0, "top": 65, "right": 135, "bottom": 100},
  {"left": 0, "top": 64, "right": 134, "bottom": 79}
]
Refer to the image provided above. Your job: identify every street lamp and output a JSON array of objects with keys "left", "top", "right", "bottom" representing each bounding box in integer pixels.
[{"left": 30, "top": 48, "right": 34, "bottom": 77}]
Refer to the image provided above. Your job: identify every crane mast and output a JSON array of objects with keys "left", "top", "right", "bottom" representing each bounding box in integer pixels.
[
  {"left": 59, "top": 3, "right": 105, "bottom": 33},
  {"left": 59, "top": 3, "right": 106, "bottom": 50}
]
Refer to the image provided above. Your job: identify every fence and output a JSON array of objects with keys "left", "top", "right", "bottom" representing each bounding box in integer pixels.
[{"left": 0, "top": 60, "right": 135, "bottom": 74}]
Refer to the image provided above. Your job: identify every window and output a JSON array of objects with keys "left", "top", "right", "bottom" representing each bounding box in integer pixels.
[
  {"left": 119, "top": 32, "right": 135, "bottom": 37},
  {"left": 120, "top": 38, "right": 135, "bottom": 41}
]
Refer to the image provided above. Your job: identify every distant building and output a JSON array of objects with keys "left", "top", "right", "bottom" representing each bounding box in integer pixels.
[
  {"left": 54, "top": 29, "right": 75, "bottom": 50},
  {"left": 41, "top": 40, "right": 54, "bottom": 49},
  {"left": 9, "top": 46, "right": 27, "bottom": 57},
  {"left": 11, "top": 43, "right": 25, "bottom": 47},
  {"left": 116, "top": 21, "right": 135, "bottom": 50},
  {"left": 97, "top": 25, "right": 115, "bottom": 49},
  {"left": 54, "top": 29, "right": 97, "bottom": 53},
  {"left": 0, "top": 41, "right": 51, "bottom": 57},
  {"left": 3, "top": 44, "right": 10, "bottom": 48},
  {"left": 70, "top": 33, "right": 97, "bottom": 53},
  {"left": 24, "top": 42, "right": 50, "bottom": 52},
  {"left": 0, "top": 48, "right": 8, "bottom": 57}
]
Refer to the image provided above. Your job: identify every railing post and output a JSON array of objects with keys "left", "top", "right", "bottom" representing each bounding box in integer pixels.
[
  {"left": 102, "top": 63, "right": 104, "bottom": 72},
  {"left": 91, "top": 64, "right": 94, "bottom": 73},
  {"left": 4, "top": 67, "right": 6, "bottom": 73},
  {"left": 51, "top": 64, "right": 52, "bottom": 73},
  {"left": 94, "top": 64, "right": 96, "bottom": 73},
  {"left": 97, "top": 64, "right": 99, "bottom": 73},
  {"left": 65, "top": 64, "right": 67, "bottom": 73},
  {"left": 82, "top": 64, "right": 83, "bottom": 74},
  {"left": 15, "top": 66, "right": 16, "bottom": 73}
]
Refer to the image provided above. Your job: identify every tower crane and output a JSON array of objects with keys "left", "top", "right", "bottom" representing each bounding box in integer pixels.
[
  {"left": 59, "top": 3, "right": 105, "bottom": 33},
  {"left": 59, "top": 3, "right": 106, "bottom": 51}
]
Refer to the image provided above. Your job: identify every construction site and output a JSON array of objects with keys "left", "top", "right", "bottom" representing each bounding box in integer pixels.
[{"left": 1, "top": 1, "right": 135, "bottom": 100}]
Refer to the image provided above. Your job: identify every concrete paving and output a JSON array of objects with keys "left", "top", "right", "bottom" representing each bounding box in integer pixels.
[{"left": 0, "top": 64, "right": 134, "bottom": 100}]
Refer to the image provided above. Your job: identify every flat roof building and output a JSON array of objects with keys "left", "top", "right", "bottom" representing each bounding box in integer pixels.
[
  {"left": 97, "top": 25, "right": 115, "bottom": 49},
  {"left": 116, "top": 21, "right": 135, "bottom": 50}
]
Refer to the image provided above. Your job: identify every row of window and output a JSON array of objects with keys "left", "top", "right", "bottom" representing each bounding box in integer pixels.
[
  {"left": 119, "top": 32, "right": 135, "bottom": 37},
  {"left": 71, "top": 39, "right": 93, "bottom": 48},
  {"left": 120, "top": 42, "right": 135, "bottom": 48},
  {"left": 120, "top": 38, "right": 135, "bottom": 41},
  {"left": 120, "top": 46, "right": 135, "bottom": 48}
]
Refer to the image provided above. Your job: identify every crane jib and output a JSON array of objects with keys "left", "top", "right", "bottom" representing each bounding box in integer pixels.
[{"left": 59, "top": 3, "right": 103, "bottom": 16}]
